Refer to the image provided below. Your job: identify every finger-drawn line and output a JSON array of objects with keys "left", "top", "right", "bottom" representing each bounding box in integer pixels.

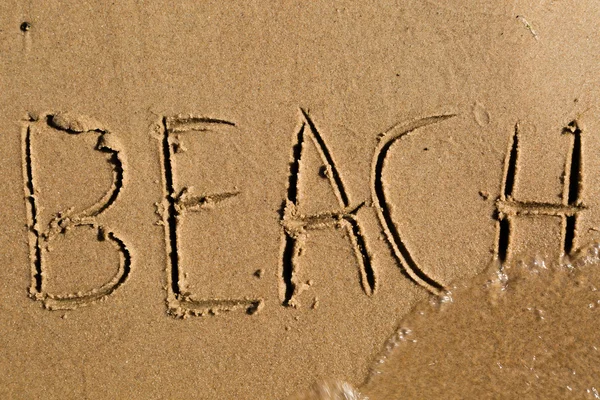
[
  {"left": 40, "top": 223, "right": 132, "bottom": 310},
  {"left": 496, "top": 200, "right": 585, "bottom": 217},
  {"left": 174, "top": 188, "right": 240, "bottom": 214},
  {"left": 494, "top": 124, "right": 519, "bottom": 262},
  {"left": 173, "top": 297, "right": 264, "bottom": 317},
  {"left": 564, "top": 215, "right": 577, "bottom": 255},
  {"left": 494, "top": 121, "right": 585, "bottom": 261},
  {"left": 502, "top": 123, "right": 519, "bottom": 199},
  {"left": 160, "top": 116, "right": 262, "bottom": 317},
  {"left": 496, "top": 217, "right": 511, "bottom": 262},
  {"left": 281, "top": 204, "right": 363, "bottom": 234},
  {"left": 280, "top": 122, "right": 306, "bottom": 305},
  {"left": 564, "top": 121, "right": 583, "bottom": 254},
  {"left": 44, "top": 113, "right": 125, "bottom": 218},
  {"left": 23, "top": 125, "right": 43, "bottom": 293},
  {"left": 281, "top": 230, "right": 301, "bottom": 305},
  {"left": 165, "top": 116, "right": 236, "bottom": 133},
  {"left": 92, "top": 138, "right": 125, "bottom": 217},
  {"left": 161, "top": 116, "right": 180, "bottom": 298},
  {"left": 281, "top": 109, "right": 375, "bottom": 306},
  {"left": 347, "top": 216, "right": 376, "bottom": 293},
  {"left": 371, "top": 114, "right": 457, "bottom": 295},
  {"left": 286, "top": 123, "right": 305, "bottom": 206},
  {"left": 300, "top": 108, "right": 350, "bottom": 207},
  {"left": 22, "top": 113, "right": 130, "bottom": 309}
]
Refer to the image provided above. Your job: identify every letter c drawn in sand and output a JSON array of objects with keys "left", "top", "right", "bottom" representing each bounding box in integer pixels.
[{"left": 371, "top": 114, "right": 457, "bottom": 295}]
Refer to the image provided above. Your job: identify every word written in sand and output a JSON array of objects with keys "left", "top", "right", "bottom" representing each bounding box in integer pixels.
[{"left": 21, "top": 111, "right": 585, "bottom": 317}]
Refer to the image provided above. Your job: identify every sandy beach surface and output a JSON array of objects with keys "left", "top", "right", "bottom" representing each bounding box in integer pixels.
[{"left": 1, "top": 1, "right": 600, "bottom": 398}]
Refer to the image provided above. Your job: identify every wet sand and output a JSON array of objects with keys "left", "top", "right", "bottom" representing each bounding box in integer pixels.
[{"left": 363, "top": 244, "right": 600, "bottom": 399}]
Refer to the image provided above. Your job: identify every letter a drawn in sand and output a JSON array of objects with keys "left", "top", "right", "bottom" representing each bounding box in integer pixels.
[{"left": 281, "top": 109, "right": 375, "bottom": 307}]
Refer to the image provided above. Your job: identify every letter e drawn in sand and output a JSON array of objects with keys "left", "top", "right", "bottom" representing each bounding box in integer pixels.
[
  {"left": 280, "top": 109, "right": 375, "bottom": 307},
  {"left": 160, "top": 116, "right": 263, "bottom": 318},
  {"left": 495, "top": 120, "right": 585, "bottom": 261},
  {"left": 21, "top": 112, "right": 131, "bottom": 310},
  {"left": 371, "top": 114, "right": 457, "bottom": 295}
]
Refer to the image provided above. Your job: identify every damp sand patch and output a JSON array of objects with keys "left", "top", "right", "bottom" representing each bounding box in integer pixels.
[
  {"left": 361, "top": 243, "right": 600, "bottom": 399},
  {"left": 292, "top": 243, "right": 600, "bottom": 399}
]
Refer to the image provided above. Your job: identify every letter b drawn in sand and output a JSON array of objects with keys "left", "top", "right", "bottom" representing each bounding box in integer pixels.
[
  {"left": 495, "top": 121, "right": 585, "bottom": 260},
  {"left": 281, "top": 109, "right": 375, "bottom": 307},
  {"left": 160, "top": 116, "right": 263, "bottom": 317},
  {"left": 22, "top": 113, "right": 131, "bottom": 310}
]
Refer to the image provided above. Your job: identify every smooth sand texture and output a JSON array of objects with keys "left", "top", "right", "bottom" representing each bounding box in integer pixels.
[
  {"left": 1, "top": 1, "right": 600, "bottom": 399},
  {"left": 363, "top": 244, "right": 600, "bottom": 399}
]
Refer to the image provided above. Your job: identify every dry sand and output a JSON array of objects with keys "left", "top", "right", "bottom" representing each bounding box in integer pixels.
[{"left": 2, "top": 1, "right": 600, "bottom": 399}]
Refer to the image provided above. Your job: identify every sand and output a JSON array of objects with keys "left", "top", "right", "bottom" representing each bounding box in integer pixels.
[
  {"left": 1, "top": 1, "right": 600, "bottom": 399},
  {"left": 362, "top": 243, "right": 600, "bottom": 399}
]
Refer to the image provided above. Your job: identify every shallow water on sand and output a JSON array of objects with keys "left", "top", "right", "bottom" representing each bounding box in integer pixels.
[{"left": 292, "top": 242, "right": 600, "bottom": 399}]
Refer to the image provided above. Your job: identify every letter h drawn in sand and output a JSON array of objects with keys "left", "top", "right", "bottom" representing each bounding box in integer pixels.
[{"left": 495, "top": 121, "right": 585, "bottom": 261}]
